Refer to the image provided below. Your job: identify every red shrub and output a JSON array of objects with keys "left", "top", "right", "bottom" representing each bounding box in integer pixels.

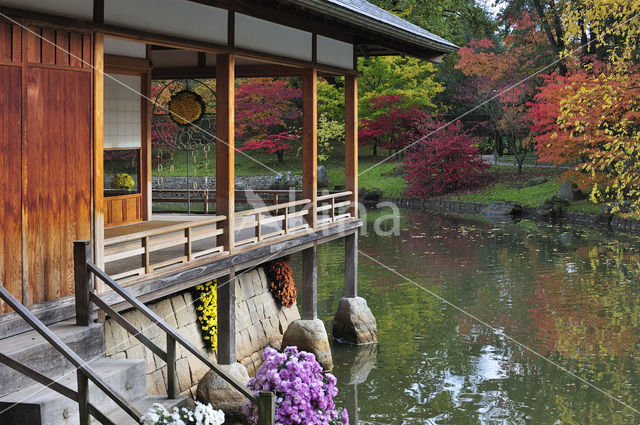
[{"left": 403, "top": 121, "right": 489, "bottom": 197}]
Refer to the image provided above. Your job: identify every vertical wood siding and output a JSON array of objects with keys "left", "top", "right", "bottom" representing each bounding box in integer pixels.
[
  {"left": 25, "top": 68, "right": 92, "bottom": 304},
  {"left": 0, "top": 22, "right": 92, "bottom": 311},
  {"left": 0, "top": 66, "right": 23, "bottom": 314}
]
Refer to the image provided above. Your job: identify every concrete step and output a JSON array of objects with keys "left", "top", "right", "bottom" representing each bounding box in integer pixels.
[
  {"left": 0, "top": 321, "right": 105, "bottom": 398},
  {"left": 0, "top": 358, "right": 149, "bottom": 425},
  {"left": 104, "top": 395, "right": 189, "bottom": 425}
]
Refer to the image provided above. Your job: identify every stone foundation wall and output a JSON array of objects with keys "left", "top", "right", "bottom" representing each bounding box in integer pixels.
[{"left": 104, "top": 267, "right": 300, "bottom": 398}]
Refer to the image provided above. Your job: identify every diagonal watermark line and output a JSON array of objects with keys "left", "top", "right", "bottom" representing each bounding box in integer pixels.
[
  {"left": 358, "top": 11, "right": 640, "bottom": 178},
  {"left": 358, "top": 248, "right": 640, "bottom": 415},
  {"left": 0, "top": 12, "right": 280, "bottom": 176},
  {"left": 0, "top": 249, "right": 283, "bottom": 417}
]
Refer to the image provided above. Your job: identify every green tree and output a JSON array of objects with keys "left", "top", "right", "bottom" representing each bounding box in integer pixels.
[{"left": 358, "top": 56, "right": 444, "bottom": 123}]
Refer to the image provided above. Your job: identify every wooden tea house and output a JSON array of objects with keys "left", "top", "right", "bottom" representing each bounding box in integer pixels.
[{"left": 0, "top": 1, "right": 456, "bottom": 424}]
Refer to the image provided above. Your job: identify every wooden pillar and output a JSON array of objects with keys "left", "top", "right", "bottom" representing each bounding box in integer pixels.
[
  {"left": 345, "top": 232, "right": 357, "bottom": 298},
  {"left": 345, "top": 75, "right": 358, "bottom": 218},
  {"left": 302, "top": 243, "right": 317, "bottom": 320},
  {"left": 141, "top": 47, "right": 152, "bottom": 221},
  {"left": 302, "top": 68, "right": 317, "bottom": 229},
  {"left": 217, "top": 269, "right": 236, "bottom": 365},
  {"left": 216, "top": 53, "right": 235, "bottom": 252},
  {"left": 93, "top": 32, "right": 105, "bottom": 293}
]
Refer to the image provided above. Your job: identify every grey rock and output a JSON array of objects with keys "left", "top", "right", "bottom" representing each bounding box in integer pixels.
[
  {"left": 535, "top": 196, "right": 569, "bottom": 219},
  {"left": 480, "top": 202, "right": 523, "bottom": 217},
  {"left": 317, "top": 165, "right": 329, "bottom": 188},
  {"left": 332, "top": 297, "right": 377, "bottom": 345},
  {"left": 557, "top": 180, "right": 586, "bottom": 201},
  {"left": 196, "top": 362, "right": 251, "bottom": 423},
  {"left": 281, "top": 319, "right": 333, "bottom": 370}
]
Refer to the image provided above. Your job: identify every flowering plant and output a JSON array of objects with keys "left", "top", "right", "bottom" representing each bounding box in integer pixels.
[
  {"left": 243, "top": 347, "right": 348, "bottom": 425},
  {"left": 111, "top": 173, "right": 135, "bottom": 190},
  {"left": 141, "top": 401, "right": 224, "bottom": 425},
  {"left": 194, "top": 280, "right": 218, "bottom": 351},
  {"left": 265, "top": 257, "right": 297, "bottom": 308}
]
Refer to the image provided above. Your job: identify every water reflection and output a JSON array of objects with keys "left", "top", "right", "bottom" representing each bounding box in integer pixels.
[
  {"left": 291, "top": 210, "right": 640, "bottom": 424},
  {"left": 332, "top": 344, "right": 378, "bottom": 424}
]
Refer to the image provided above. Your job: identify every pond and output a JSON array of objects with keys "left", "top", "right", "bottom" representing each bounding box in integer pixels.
[{"left": 292, "top": 209, "right": 640, "bottom": 424}]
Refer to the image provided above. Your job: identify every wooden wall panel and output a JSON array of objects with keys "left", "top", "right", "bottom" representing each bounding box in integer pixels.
[
  {"left": 0, "top": 23, "right": 11, "bottom": 61},
  {"left": 25, "top": 68, "right": 92, "bottom": 305},
  {"left": 0, "top": 66, "right": 22, "bottom": 314},
  {"left": 0, "top": 23, "right": 21, "bottom": 64},
  {"left": 26, "top": 27, "right": 41, "bottom": 63},
  {"left": 55, "top": 31, "right": 70, "bottom": 66}
]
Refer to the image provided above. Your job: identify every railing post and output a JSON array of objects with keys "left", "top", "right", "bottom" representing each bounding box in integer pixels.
[
  {"left": 204, "top": 189, "right": 209, "bottom": 214},
  {"left": 74, "top": 240, "right": 92, "bottom": 326},
  {"left": 258, "top": 391, "right": 275, "bottom": 425},
  {"left": 166, "top": 334, "right": 177, "bottom": 399},
  {"left": 77, "top": 371, "right": 90, "bottom": 425}
]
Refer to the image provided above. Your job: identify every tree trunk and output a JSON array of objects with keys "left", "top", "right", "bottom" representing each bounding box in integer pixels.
[{"left": 277, "top": 151, "right": 284, "bottom": 163}]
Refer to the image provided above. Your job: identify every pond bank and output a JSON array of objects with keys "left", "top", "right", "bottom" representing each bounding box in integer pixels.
[{"left": 380, "top": 196, "right": 640, "bottom": 234}]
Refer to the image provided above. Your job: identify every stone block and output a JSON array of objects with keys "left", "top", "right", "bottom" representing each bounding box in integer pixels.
[
  {"left": 176, "top": 357, "right": 192, "bottom": 392},
  {"left": 262, "top": 293, "right": 278, "bottom": 318},
  {"left": 172, "top": 294, "right": 192, "bottom": 328},
  {"left": 332, "top": 297, "right": 378, "bottom": 345},
  {"left": 154, "top": 298, "right": 179, "bottom": 329},
  {"left": 147, "top": 369, "right": 166, "bottom": 395},
  {"left": 126, "top": 343, "right": 147, "bottom": 362},
  {"left": 188, "top": 353, "right": 210, "bottom": 386},
  {"left": 235, "top": 301, "right": 251, "bottom": 332}
]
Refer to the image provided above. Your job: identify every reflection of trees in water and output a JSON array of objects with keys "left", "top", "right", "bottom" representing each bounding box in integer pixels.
[{"left": 350, "top": 212, "right": 640, "bottom": 424}]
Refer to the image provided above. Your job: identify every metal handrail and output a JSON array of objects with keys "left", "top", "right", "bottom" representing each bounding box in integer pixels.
[
  {"left": 74, "top": 241, "right": 275, "bottom": 424},
  {"left": 0, "top": 285, "right": 132, "bottom": 425}
]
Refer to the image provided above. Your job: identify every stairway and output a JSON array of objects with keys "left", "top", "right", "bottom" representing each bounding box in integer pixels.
[{"left": 0, "top": 320, "right": 187, "bottom": 425}]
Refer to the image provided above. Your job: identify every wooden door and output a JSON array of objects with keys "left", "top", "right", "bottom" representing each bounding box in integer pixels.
[{"left": 24, "top": 68, "right": 92, "bottom": 305}]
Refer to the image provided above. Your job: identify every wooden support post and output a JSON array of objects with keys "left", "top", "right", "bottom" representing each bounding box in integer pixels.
[
  {"left": 217, "top": 269, "right": 236, "bottom": 364},
  {"left": 302, "top": 243, "right": 317, "bottom": 320},
  {"left": 258, "top": 391, "right": 276, "bottom": 425},
  {"left": 93, "top": 32, "right": 106, "bottom": 293},
  {"left": 345, "top": 232, "right": 358, "bottom": 298},
  {"left": 345, "top": 75, "right": 358, "bottom": 218},
  {"left": 303, "top": 68, "right": 318, "bottom": 228},
  {"left": 142, "top": 236, "right": 150, "bottom": 274},
  {"left": 204, "top": 189, "right": 209, "bottom": 214},
  {"left": 74, "top": 241, "right": 92, "bottom": 326},
  {"left": 216, "top": 53, "right": 235, "bottom": 252},
  {"left": 166, "top": 335, "right": 177, "bottom": 399},
  {"left": 77, "top": 371, "right": 89, "bottom": 425}
]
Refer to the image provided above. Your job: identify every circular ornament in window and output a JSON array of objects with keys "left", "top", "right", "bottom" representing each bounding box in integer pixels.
[{"left": 168, "top": 90, "right": 205, "bottom": 125}]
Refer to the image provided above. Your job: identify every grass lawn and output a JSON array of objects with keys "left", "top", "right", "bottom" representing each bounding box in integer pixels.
[
  {"left": 153, "top": 149, "right": 608, "bottom": 214},
  {"left": 449, "top": 165, "right": 605, "bottom": 214},
  {"left": 153, "top": 148, "right": 407, "bottom": 197}
]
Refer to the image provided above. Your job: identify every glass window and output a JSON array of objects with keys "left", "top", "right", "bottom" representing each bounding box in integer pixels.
[{"left": 104, "top": 149, "right": 141, "bottom": 197}]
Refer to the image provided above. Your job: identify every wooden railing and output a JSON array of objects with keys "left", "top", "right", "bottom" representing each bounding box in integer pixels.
[
  {"left": 106, "top": 190, "right": 355, "bottom": 280},
  {"left": 317, "top": 191, "right": 353, "bottom": 225},
  {"left": 0, "top": 284, "right": 139, "bottom": 425},
  {"left": 104, "top": 216, "right": 226, "bottom": 280},
  {"left": 75, "top": 241, "right": 276, "bottom": 425},
  {"left": 234, "top": 198, "right": 311, "bottom": 249}
]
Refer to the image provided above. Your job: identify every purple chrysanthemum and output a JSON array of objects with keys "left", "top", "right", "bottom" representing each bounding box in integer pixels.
[{"left": 243, "top": 346, "right": 348, "bottom": 425}]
